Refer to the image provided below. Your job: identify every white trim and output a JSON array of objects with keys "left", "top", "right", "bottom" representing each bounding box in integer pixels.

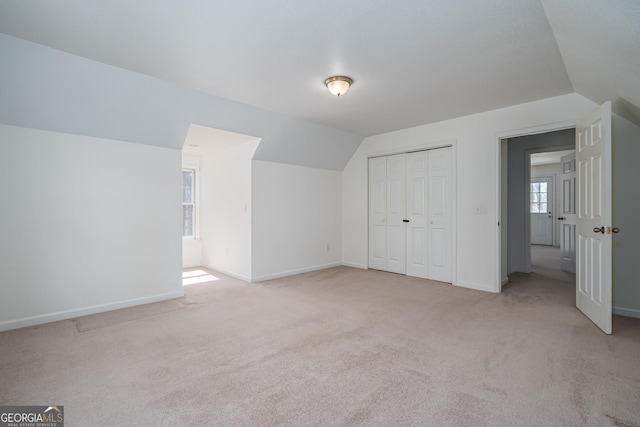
[
  {"left": 613, "top": 306, "right": 640, "bottom": 319},
  {"left": 342, "top": 261, "right": 367, "bottom": 269},
  {"left": 0, "top": 290, "right": 185, "bottom": 332},
  {"left": 502, "top": 277, "right": 510, "bottom": 286},
  {"left": 251, "top": 262, "right": 342, "bottom": 283},
  {"left": 182, "top": 262, "right": 202, "bottom": 269},
  {"left": 366, "top": 139, "right": 455, "bottom": 160},
  {"left": 203, "top": 266, "right": 251, "bottom": 283},
  {"left": 455, "top": 280, "right": 498, "bottom": 294}
]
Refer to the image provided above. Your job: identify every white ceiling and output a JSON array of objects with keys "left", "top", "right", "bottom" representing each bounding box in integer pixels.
[{"left": 0, "top": 0, "right": 638, "bottom": 137}]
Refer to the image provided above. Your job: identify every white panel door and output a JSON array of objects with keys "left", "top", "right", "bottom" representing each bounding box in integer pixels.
[
  {"left": 386, "top": 154, "right": 406, "bottom": 274},
  {"left": 560, "top": 152, "right": 576, "bottom": 274},
  {"left": 368, "top": 157, "right": 387, "bottom": 271},
  {"left": 530, "top": 176, "right": 554, "bottom": 245},
  {"left": 406, "top": 151, "right": 428, "bottom": 278},
  {"left": 369, "top": 148, "right": 452, "bottom": 282},
  {"left": 427, "top": 147, "right": 453, "bottom": 282},
  {"left": 576, "top": 102, "right": 612, "bottom": 334}
]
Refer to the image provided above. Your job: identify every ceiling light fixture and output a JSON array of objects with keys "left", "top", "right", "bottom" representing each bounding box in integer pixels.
[{"left": 324, "top": 76, "right": 353, "bottom": 97}]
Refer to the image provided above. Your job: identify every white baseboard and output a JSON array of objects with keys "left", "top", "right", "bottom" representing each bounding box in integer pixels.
[
  {"left": 342, "top": 261, "right": 367, "bottom": 269},
  {"left": 251, "top": 262, "right": 342, "bottom": 283},
  {"left": 613, "top": 306, "right": 640, "bottom": 319},
  {"left": 0, "top": 290, "right": 185, "bottom": 332},
  {"left": 502, "top": 277, "right": 510, "bottom": 286},
  {"left": 204, "top": 265, "right": 251, "bottom": 283},
  {"left": 182, "top": 262, "right": 202, "bottom": 269},
  {"left": 455, "top": 280, "right": 499, "bottom": 293}
]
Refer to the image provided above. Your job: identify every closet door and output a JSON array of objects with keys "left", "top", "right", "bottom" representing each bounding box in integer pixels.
[
  {"left": 427, "top": 147, "right": 453, "bottom": 282},
  {"left": 406, "top": 151, "right": 429, "bottom": 278},
  {"left": 368, "top": 156, "right": 387, "bottom": 271},
  {"left": 385, "top": 154, "right": 407, "bottom": 274},
  {"left": 368, "top": 149, "right": 452, "bottom": 281},
  {"left": 405, "top": 147, "right": 453, "bottom": 281}
]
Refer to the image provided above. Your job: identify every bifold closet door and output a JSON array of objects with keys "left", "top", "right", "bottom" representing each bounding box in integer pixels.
[
  {"left": 426, "top": 147, "right": 453, "bottom": 282},
  {"left": 406, "top": 148, "right": 453, "bottom": 282},
  {"left": 368, "top": 154, "right": 406, "bottom": 274},
  {"left": 368, "top": 147, "right": 452, "bottom": 282},
  {"left": 368, "top": 156, "right": 387, "bottom": 271}
]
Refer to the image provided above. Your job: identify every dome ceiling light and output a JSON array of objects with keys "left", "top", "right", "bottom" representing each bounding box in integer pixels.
[{"left": 324, "top": 76, "right": 353, "bottom": 97}]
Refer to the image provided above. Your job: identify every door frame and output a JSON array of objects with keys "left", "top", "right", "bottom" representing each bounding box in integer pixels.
[
  {"left": 495, "top": 120, "right": 577, "bottom": 292},
  {"left": 365, "top": 139, "right": 457, "bottom": 285}
]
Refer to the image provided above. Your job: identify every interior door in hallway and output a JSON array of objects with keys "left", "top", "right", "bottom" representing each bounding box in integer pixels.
[
  {"left": 560, "top": 152, "right": 576, "bottom": 274},
  {"left": 530, "top": 176, "right": 554, "bottom": 245},
  {"left": 576, "top": 102, "right": 612, "bottom": 334}
]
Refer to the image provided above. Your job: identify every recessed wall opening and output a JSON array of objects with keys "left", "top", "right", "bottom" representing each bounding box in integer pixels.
[
  {"left": 501, "top": 128, "right": 575, "bottom": 300},
  {"left": 181, "top": 124, "right": 261, "bottom": 283}
]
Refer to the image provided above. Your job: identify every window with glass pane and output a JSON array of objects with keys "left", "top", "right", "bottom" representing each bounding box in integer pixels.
[
  {"left": 182, "top": 169, "right": 195, "bottom": 238},
  {"left": 530, "top": 181, "right": 548, "bottom": 213}
]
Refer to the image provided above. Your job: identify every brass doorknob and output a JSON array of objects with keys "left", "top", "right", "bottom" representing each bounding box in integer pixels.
[
  {"left": 612, "top": 227, "right": 620, "bottom": 233},
  {"left": 593, "top": 226, "right": 605, "bottom": 234}
]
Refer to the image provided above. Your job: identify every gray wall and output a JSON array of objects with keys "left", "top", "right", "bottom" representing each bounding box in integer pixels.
[
  {"left": 612, "top": 115, "right": 640, "bottom": 317},
  {"left": 507, "top": 129, "right": 575, "bottom": 274}
]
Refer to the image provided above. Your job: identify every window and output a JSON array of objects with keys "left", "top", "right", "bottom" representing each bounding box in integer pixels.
[
  {"left": 530, "top": 181, "right": 548, "bottom": 213},
  {"left": 182, "top": 169, "right": 196, "bottom": 238}
]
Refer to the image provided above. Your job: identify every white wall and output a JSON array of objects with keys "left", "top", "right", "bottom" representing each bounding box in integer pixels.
[
  {"left": 200, "top": 142, "right": 259, "bottom": 281},
  {"left": 342, "top": 93, "right": 598, "bottom": 292},
  {"left": 531, "top": 162, "right": 563, "bottom": 247},
  {"left": 252, "top": 161, "right": 342, "bottom": 281},
  {"left": 0, "top": 124, "right": 183, "bottom": 331},
  {"left": 612, "top": 114, "right": 640, "bottom": 318}
]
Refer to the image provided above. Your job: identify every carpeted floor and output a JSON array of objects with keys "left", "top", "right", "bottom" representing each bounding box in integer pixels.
[{"left": 1, "top": 253, "right": 639, "bottom": 426}]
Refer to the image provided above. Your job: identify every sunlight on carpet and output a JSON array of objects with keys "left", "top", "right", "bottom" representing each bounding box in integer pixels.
[{"left": 182, "top": 269, "right": 219, "bottom": 286}]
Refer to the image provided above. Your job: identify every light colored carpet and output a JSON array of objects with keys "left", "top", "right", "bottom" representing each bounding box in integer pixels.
[{"left": 1, "top": 260, "right": 639, "bottom": 426}]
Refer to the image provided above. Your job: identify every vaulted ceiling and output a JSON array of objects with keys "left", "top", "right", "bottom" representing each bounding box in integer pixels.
[{"left": 0, "top": 0, "right": 638, "bottom": 137}]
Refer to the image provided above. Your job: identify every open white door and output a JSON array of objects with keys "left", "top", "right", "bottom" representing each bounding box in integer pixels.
[{"left": 576, "top": 102, "right": 612, "bottom": 334}]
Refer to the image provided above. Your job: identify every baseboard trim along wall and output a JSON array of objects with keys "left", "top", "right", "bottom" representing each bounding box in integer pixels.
[
  {"left": 0, "top": 290, "right": 185, "bottom": 332},
  {"left": 342, "top": 261, "right": 367, "bottom": 269},
  {"left": 455, "top": 280, "right": 498, "bottom": 293},
  {"left": 205, "top": 266, "right": 251, "bottom": 283},
  {"left": 251, "top": 262, "right": 342, "bottom": 283},
  {"left": 613, "top": 306, "right": 640, "bottom": 319}
]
